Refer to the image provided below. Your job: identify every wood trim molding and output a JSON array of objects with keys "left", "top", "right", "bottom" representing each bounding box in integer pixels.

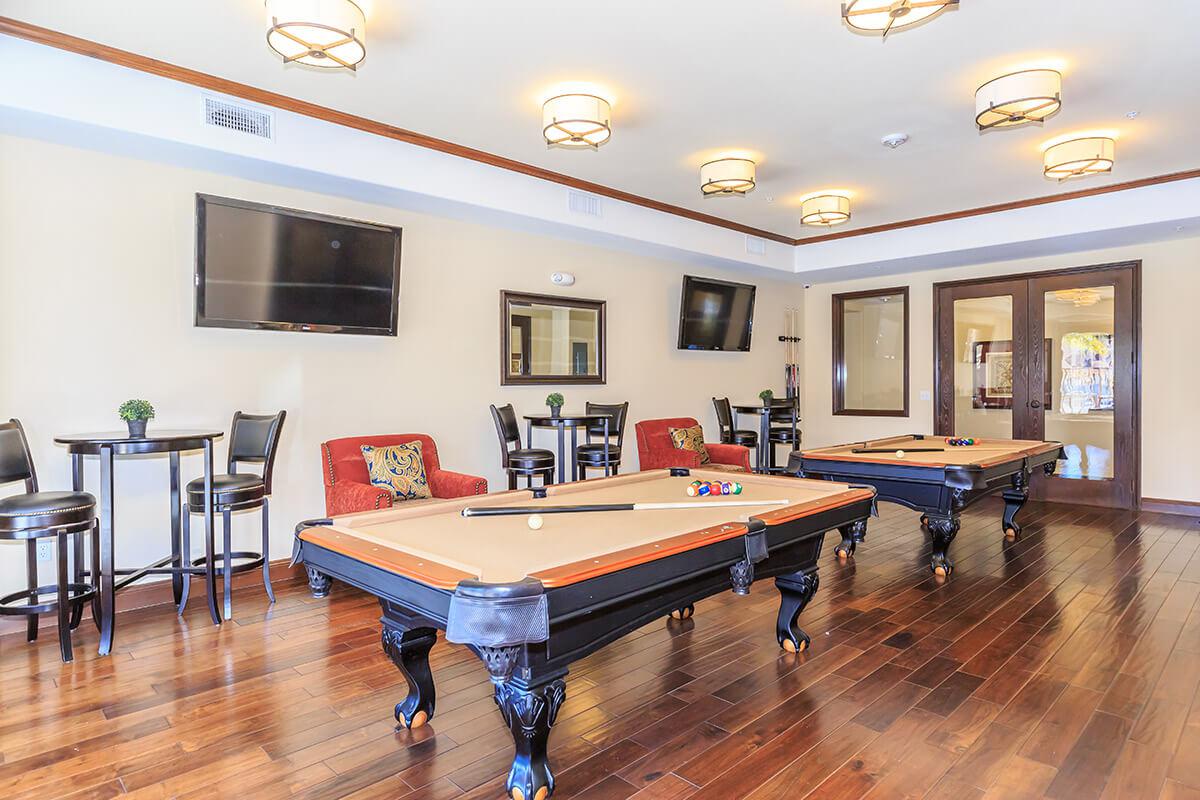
[
  {"left": 4, "top": 16, "right": 1200, "bottom": 251},
  {"left": 0, "top": 17, "right": 797, "bottom": 245},
  {"left": 794, "top": 169, "right": 1200, "bottom": 245},
  {"left": 1140, "top": 497, "right": 1200, "bottom": 518},
  {"left": 0, "top": 556, "right": 305, "bottom": 638}
]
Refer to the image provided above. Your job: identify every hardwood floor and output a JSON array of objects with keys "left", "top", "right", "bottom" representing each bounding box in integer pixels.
[{"left": 3, "top": 499, "right": 1199, "bottom": 799}]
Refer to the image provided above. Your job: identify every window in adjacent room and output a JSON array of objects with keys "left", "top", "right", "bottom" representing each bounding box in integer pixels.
[{"left": 833, "top": 287, "right": 909, "bottom": 416}]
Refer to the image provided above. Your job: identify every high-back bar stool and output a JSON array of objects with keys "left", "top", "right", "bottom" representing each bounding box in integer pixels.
[
  {"left": 181, "top": 410, "right": 286, "bottom": 622},
  {"left": 712, "top": 397, "right": 760, "bottom": 449},
  {"left": 0, "top": 419, "right": 98, "bottom": 662},
  {"left": 576, "top": 401, "right": 628, "bottom": 480},
  {"left": 490, "top": 404, "right": 555, "bottom": 489}
]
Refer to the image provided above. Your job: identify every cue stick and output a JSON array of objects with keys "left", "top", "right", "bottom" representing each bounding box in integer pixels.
[
  {"left": 462, "top": 499, "right": 790, "bottom": 517},
  {"left": 851, "top": 447, "right": 945, "bottom": 453}
]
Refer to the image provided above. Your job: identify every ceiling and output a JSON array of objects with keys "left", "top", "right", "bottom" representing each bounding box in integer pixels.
[{"left": 4, "top": 0, "right": 1199, "bottom": 241}]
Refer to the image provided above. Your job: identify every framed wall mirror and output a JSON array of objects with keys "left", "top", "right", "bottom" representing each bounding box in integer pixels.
[
  {"left": 833, "top": 286, "right": 909, "bottom": 416},
  {"left": 501, "top": 291, "right": 606, "bottom": 385}
]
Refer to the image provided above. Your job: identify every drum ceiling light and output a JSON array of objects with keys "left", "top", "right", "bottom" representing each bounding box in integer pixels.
[
  {"left": 700, "top": 158, "right": 757, "bottom": 197},
  {"left": 542, "top": 94, "right": 613, "bottom": 149},
  {"left": 800, "top": 194, "right": 852, "bottom": 226},
  {"left": 265, "top": 0, "right": 366, "bottom": 70},
  {"left": 975, "top": 69, "right": 1062, "bottom": 130},
  {"left": 1042, "top": 135, "right": 1115, "bottom": 181},
  {"left": 841, "top": 0, "right": 959, "bottom": 38}
]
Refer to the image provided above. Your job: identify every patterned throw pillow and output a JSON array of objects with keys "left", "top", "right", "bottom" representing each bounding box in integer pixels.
[
  {"left": 361, "top": 442, "right": 433, "bottom": 501},
  {"left": 667, "top": 425, "right": 710, "bottom": 465}
]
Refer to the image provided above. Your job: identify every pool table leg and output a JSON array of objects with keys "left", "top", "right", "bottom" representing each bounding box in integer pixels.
[
  {"left": 495, "top": 677, "right": 566, "bottom": 800},
  {"left": 925, "top": 515, "right": 960, "bottom": 576},
  {"left": 381, "top": 617, "right": 438, "bottom": 730},
  {"left": 834, "top": 519, "right": 868, "bottom": 559},
  {"left": 669, "top": 604, "right": 694, "bottom": 620},
  {"left": 1001, "top": 471, "right": 1029, "bottom": 539},
  {"left": 306, "top": 566, "right": 332, "bottom": 598},
  {"left": 775, "top": 570, "right": 819, "bottom": 653}
]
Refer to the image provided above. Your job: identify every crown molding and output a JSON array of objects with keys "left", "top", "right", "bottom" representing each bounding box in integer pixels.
[{"left": 4, "top": 16, "right": 1199, "bottom": 254}]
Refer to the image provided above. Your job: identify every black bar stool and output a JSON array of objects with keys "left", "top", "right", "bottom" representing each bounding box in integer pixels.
[
  {"left": 766, "top": 398, "right": 801, "bottom": 473},
  {"left": 490, "top": 404, "right": 555, "bottom": 489},
  {"left": 576, "top": 401, "right": 627, "bottom": 480},
  {"left": 712, "top": 397, "right": 760, "bottom": 449},
  {"left": 181, "top": 410, "right": 286, "bottom": 622},
  {"left": 0, "top": 419, "right": 98, "bottom": 662}
]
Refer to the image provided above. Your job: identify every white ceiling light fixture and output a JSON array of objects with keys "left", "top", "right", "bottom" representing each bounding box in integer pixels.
[
  {"left": 800, "top": 193, "right": 852, "bottom": 226},
  {"left": 1042, "top": 135, "right": 1115, "bottom": 181},
  {"left": 975, "top": 69, "right": 1062, "bottom": 130},
  {"left": 265, "top": 0, "right": 366, "bottom": 70},
  {"left": 841, "top": 0, "right": 960, "bottom": 38},
  {"left": 700, "top": 158, "right": 757, "bottom": 197},
  {"left": 542, "top": 94, "right": 613, "bottom": 149}
]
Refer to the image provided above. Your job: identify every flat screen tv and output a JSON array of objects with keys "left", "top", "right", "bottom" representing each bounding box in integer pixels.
[
  {"left": 195, "top": 194, "right": 402, "bottom": 336},
  {"left": 677, "top": 275, "right": 756, "bottom": 351}
]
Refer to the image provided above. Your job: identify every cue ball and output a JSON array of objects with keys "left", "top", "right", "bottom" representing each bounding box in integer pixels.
[
  {"left": 528, "top": 514, "right": 544, "bottom": 530},
  {"left": 895, "top": 450, "right": 905, "bottom": 459}
]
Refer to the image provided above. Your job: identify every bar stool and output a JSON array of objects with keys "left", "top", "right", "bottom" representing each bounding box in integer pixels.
[
  {"left": 576, "top": 401, "right": 628, "bottom": 480},
  {"left": 712, "top": 397, "right": 759, "bottom": 449},
  {"left": 0, "top": 419, "right": 98, "bottom": 662},
  {"left": 181, "top": 410, "right": 286, "bottom": 622},
  {"left": 766, "top": 398, "right": 800, "bottom": 473},
  {"left": 490, "top": 404, "right": 555, "bottom": 489}
]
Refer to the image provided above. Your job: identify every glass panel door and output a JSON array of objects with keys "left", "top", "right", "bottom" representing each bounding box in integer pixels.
[
  {"left": 953, "top": 295, "right": 1017, "bottom": 439},
  {"left": 1042, "top": 285, "right": 1116, "bottom": 480}
]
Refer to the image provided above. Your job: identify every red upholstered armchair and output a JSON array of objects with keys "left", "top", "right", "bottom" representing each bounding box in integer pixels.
[
  {"left": 634, "top": 418, "right": 752, "bottom": 472},
  {"left": 321, "top": 434, "right": 487, "bottom": 516}
]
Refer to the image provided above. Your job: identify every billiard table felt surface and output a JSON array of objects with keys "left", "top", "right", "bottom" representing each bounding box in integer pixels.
[
  {"left": 800, "top": 435, "right": 1062, "bottom": 469},
  {"left": 299, "top": 470, "right": 872, "bottom": 588}
]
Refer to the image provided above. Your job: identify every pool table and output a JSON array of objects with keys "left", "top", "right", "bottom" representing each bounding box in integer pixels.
[
  {"left": 788, "top": 435, "right": 1064, "bottom": 576},
  {"left": 293, "top": 468, "right": 874, "bottom": 800}
]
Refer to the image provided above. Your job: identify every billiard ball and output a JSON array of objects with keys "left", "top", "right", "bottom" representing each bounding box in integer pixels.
[
  {"left": 527, "top": 514, "right": 544, "bottom": 530},
  {"left": 896, "top": 450, "right": 906, "bottom": 459},
  {"left": 732, "top": 482, "right": 742, "bottom": 495}
]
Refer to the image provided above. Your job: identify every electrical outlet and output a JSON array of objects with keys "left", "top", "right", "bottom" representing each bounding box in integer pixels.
[
  {"left": 920, "top": 390, "right": 932, "bottom": 402},
  {"left": 36, "top": 540, "right": 54, "bottom": 562}
]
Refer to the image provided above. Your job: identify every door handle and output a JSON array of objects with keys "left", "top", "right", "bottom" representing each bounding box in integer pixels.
[{"left": 1030, "top": 400, "right": 1042, "bottom": 409}]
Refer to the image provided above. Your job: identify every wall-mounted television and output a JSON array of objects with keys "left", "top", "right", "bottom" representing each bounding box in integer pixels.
[
  {"left": 195, "top": 194, "right": 402, "bottom": 336},
  {"left": 677, "top": 275, "right": 756, "bottom": 351}
]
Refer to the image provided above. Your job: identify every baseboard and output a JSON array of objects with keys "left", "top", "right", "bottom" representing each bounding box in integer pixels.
[
  {"left": 1141, "top": 497, "right": 1200, "bottom": 518},
  {"left": 0, "top": 556, "right": 305, "bottom": 638}
]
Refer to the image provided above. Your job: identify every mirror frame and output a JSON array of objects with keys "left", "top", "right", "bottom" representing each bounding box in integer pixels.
[
  {"left": 832, "top": 285, "right": 910, "bottom": 417},
  {"left": 500, "top": 290, "right": 607, "bottom": 386}
]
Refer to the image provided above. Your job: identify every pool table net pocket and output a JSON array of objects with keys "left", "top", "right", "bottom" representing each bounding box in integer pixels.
[{"left": 446, "top": 579, "right": 550, "bottom": 648}]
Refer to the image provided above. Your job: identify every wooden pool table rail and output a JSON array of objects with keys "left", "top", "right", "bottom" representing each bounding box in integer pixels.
[{"left": 800, "top": 435, "right": 1062, "bottom": 469}]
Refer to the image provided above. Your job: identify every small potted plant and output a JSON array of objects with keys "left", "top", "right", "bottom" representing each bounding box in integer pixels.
[
  {"left": 118, "top": 399, "right": 155, "bottom": 438},
  {"left": 546, "top": 393, "right": 565, "bottom": 418},
  {"left": 759, "top": 389, "right": 774, "bottom": 406}
]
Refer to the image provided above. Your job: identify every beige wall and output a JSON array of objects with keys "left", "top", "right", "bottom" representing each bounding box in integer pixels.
[
  {"left": 802, "top": 236, "right": 1200, "bottom": 503},
  {"left": 0, "top": 134, "right": 802, "bottom": 595}
]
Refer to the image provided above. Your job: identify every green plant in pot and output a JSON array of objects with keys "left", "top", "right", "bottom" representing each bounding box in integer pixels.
[
  {"left": 759, "top": 389, "right": 774, "bottom": 405},
  {"left": 546, "top": 393, "right": 565, "bottom": 418},
  {"left": 118, "top": 399, "right": 155, "bottom": 438}
]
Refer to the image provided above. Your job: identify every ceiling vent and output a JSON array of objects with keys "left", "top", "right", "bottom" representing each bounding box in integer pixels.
[
  {"left": 745, "top": 235, "right": 767, "bottom": 256},
  {"left": 204, "top": 96, "right": 274, "bottom": 140},
  {"left": 568, "top": 190, "right": 602, "bottom": 217}
]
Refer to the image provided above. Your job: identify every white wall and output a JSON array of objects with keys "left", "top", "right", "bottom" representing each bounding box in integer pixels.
[
  {"left": 0, "top": 134, "right": 801, "bottom": 595},
  {"left": 802, "top": 237, "right": 1200, "bottom": 503}
]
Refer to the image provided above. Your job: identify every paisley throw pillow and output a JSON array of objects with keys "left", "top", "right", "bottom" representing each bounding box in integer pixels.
[
  {"left": 667, "top": 425, "right": 710, "bottom": 465},
  {"left": 361, "top": 442, "right": 433, "bottom": 501}
]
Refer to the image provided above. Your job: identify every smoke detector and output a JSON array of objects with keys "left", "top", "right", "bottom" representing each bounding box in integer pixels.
[{"left": 880, "top": 132, "right": 909, "bottom": 149}]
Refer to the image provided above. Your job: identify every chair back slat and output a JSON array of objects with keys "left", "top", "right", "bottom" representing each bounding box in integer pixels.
[
  {"left": 712, "top": 398, "right": 734, "bottom": 442},
  {"left": 227, "top": 411, "right": 287, "bottom": 492},
  {"left": 0, "top": 419, "right": 36, "bottom": 490},
  {"left": 489, "top": 404, "right": 522, "bottom": 467}
]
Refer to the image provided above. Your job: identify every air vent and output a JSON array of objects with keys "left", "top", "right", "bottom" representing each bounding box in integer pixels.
[
  {"left": 568, "top": 191, "right": 602, "bottom": 217},
  {"left": 745, "top": 235, "right": 767, "bottom": 256},
  {"left": 204, "top": 97, "right": 273, "bottom": 140}
]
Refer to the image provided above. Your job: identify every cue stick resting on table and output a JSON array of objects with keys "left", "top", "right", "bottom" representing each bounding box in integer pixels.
[
  {"left": 851, "top": 447, "right": 945, "bottom": 454},
  {"left": 462, "top": 499, "right": 790, "bottom": 517}
]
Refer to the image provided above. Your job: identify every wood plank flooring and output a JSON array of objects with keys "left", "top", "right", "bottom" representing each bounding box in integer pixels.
[{"left": 3, "top": 498, "right": 1199, "bottom": 799}]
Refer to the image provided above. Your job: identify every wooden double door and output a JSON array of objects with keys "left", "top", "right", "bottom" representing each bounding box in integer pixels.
[{"left": 934, "top": 262, "right": 1140, "bottom": 509}]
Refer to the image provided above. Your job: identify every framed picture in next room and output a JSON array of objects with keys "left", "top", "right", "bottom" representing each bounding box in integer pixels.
[{"left": 971, "top": 339, "right": 1053, "bottom": 410}]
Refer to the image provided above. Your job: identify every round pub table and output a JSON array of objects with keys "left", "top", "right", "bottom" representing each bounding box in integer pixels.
[
  {"left": 523, "top": 413, "right": 611, "bottom": 484},
  {"left": 54, "top": 429, "right": 224, "bottom": 655}
]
